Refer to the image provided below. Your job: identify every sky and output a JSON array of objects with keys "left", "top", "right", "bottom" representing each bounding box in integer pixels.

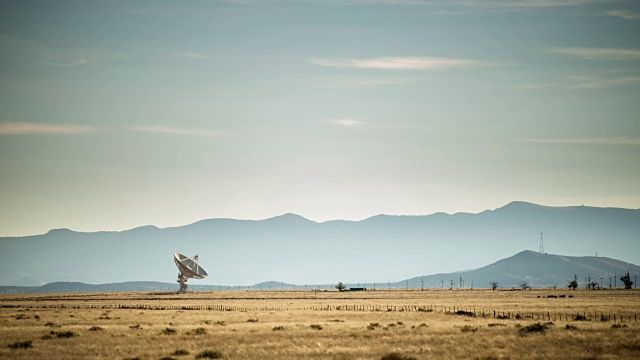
[{"left": 1, "top": 0, "right": 639, "bottom": 237}]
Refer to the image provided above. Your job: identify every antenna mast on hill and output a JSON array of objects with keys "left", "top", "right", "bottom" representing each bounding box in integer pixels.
[{"left": 539, "top": 232, "right": 544, "bottom": 254}]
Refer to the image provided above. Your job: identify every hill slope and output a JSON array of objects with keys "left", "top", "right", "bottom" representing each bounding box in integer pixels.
[
  {"left": 0, "top": 201, "right": 638, "bottom": 286},
  {"left": 403, "top": 250, "right": 640, "bottom": 289}
]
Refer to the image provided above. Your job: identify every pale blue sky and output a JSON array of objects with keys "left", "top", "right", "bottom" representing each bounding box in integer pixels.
[{"left": 1, "top": 0, "right": 639, "bottom": 236}]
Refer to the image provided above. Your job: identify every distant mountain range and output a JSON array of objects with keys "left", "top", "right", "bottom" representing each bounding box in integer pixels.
[
  {"left": 1, "top": 250, "right": 638, "bottom": 294},
  {"left": 0, "top": 201, "right": 638, "bottom": 287}
]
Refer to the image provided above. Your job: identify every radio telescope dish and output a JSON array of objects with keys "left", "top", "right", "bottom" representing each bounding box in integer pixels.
[{"left": 174, "top": 253, "right": 208, "bottom": 294}]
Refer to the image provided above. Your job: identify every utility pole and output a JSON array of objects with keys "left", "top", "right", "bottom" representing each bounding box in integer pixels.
[
  {"left": 406, "top": 280, "right": 409, "bottom": 291},
  {"left": 460, "top": 276, "right": 463, "bottom": 289},
  {"left": 540, "top": 232, "right": 544, "bottom": 254},
  {"left": 450, "top": 279, "right": 453, "bottom": 290},
  {"left": 615, "top": 273, "right": 617, "bottom": 288},
  {"left": 421, "top": 278, "right": 424, "bottom": 292},
  {"left": 609, "top": 277, "right": 612, "bottom": 289}
]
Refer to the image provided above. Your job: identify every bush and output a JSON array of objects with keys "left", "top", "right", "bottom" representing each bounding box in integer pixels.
[
  {"left": 88, "top": 326, "right": 104, "bottom": 331},
  {"left": 488, "top": 323, "right": 507, "bottom": 327},
  {"left": 44, "top": 322, "right": 57, "bottom": 327},
  {"left": 519, "top": 322, "right": 548, "bottom": 333},
  {"left": 191, "top": 327, "right": 207, "bottom": 335},
  {"left": 380, "top": 352, "right": 417, "bottom": 360},
  {"left": 565, "top": 324, "right": 577, "bottom": 330},
  {"left": 214, "top": 321, "right": 226, "bottom": 326},
  {"left": 161, "top": 327, "right": 177, "bottom": 335},
  {"left": 246, "top": 318, "right": 259, "bottom": 323},
  {"left": 196, "top": 350, "right": 224, "bottom": 359},
  {"left": 310, "top": 324, "right": 323, "bottom": 330},
  {"left": 611, "top": 324, "right": 627, "bottom": 329},
  {"left": 173, "top": 349, "right": 190, "bottom": 356},
  {"left": 455, "top": 310, "right": 475, "bottom": 317},
  {"left": 461, "top": 325, "right": 478, "bottom": 333},
  {"left": 129, "top": 324, "right": 142, "bottom": 329},
  {"left": 7, "top": 340, "right": 33, "bottom": 349},
  {"left": 15, "top": 314, "right": 29, "bottom": 320},
  {"left": 574, "top": 314, "right": 587, "bottom": 321},
  {"left": 160, "top": 357, "right": 177, "bottom": 360},
  {"left": 272, "top": 326, "right": 285, "bottom": 331}
]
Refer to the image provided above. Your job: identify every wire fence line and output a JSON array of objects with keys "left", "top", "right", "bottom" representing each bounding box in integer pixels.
[{"left": 2, "top": 303, "right": 638, "bottom": 322}]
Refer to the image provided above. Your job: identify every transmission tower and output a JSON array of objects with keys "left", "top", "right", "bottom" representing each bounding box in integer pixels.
[{"left": 539, "top": 232, "right": 544, "bottom": 254}]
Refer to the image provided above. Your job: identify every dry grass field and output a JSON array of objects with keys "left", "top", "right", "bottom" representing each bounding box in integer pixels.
[{"left": 1, "top": 289, "right": 639, "bottom": 359}]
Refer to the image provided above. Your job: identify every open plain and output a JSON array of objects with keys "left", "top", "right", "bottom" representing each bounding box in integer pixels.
[{"left": 1, "top": 289, "right": 639, "bottom": 359}]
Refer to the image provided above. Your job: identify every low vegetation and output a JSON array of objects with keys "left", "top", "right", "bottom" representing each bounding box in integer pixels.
[
  {"left": 0, "top": 289, "right": 638, "bottom": 359},
  {"left": 196, "top": 350, "right": 224, "bottom": 359},
  {"left": 7, "top": 340, "right": 33, "bottom": 349}
]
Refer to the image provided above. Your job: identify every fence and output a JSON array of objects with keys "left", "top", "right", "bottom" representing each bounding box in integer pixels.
[{"left": 2, "top": 303, "right": 638, "bottom": 322}]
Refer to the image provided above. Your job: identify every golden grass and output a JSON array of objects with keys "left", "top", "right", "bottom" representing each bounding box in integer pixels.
[{"left": 1, "top": 289, "right": 639, "bottom": 359}]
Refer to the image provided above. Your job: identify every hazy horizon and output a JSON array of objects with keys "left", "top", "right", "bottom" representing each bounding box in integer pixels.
[{"left": 1, "top": 1, "right": 639, "bottom": 237}]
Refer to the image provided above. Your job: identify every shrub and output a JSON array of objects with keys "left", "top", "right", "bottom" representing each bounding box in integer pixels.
[
  {"left": 455, "top": 310, "right": 475, "bottom": 317},
  {"left": 160, "top": 357, "right": 177, "bottom": 360},
  {"left": 272, "top": 326, "right": 285, "bottom": 331},
  {"left": 396, "top": 321, "right": 404, "bottom": 326},
  {"left": 7, "top": 340, "right": 33, "bottom": 349},
  {"left": 246, "top": 318, "right": 259, "bottom": 323},
  {"left": 88, "top": 326, "right": 104, "bottom": 331},
  {"left": 488, "top": 323, "right": 507, "bottom": 327},
  {"left": 310, "top": 324, "right": 323, "bottom": 330},
  {"left": 611, "top": 324, "right": 627, "bottom": 329},
  {"left": 15, "top": 314, "right": 29, "bottom": 320},
  {"left": 34, "top": 314, "right": 40, "bottom": 320},
  {"left": 52, "top": 330, "right": 77, "bottom": 338},
  {"left": 161, "top": 327, "right": 177, "bottom": 335},
  {"left": 196, "top": 349, "right": 224, "bottom": 359},
  {"left": 565, "top": 324, "right": 577, "bottom": 330},
  {"left": 380, "top": 352, "right": 417, "bottom": 360},
  {"left": 173, "top": 349, "right": 190, "bottom": 356},
  {"left": 191, "top": 327, "right": 207, "bottom": 335},
  {"left": 328, "top": 319, "right": 344, "bottom": 322},
  {"left": 574, "top": 314, "right": 587, "bottom": 321},
  {"left": 214, "top": 321, "right": 226, "bottom": 326},
  {"left": 519, "top": 322, "right": 548, "bottom": 333},
  {"left": 496, "top": 315, "right": 509, "bottom": 319},
  {"left": 461, "top": 325, "right": 478, "bottom": 333},
  {"left": 129, "top": 324, "right": 142, "bottom": 329},
  {"left": 44, "top": 322, "right": 57, "bottom": 327}
]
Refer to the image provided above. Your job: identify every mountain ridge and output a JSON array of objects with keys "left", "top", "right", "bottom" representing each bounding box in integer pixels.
[{"left": 1, "top": 201, "right": 638, "bottom": 286}]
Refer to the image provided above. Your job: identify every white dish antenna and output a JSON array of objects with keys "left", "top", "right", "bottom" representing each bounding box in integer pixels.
[{"left": 174, "top": 253, "right": 208, "bottom": 293}]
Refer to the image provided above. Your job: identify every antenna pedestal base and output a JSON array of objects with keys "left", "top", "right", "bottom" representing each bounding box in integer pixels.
[{"left": 177, "top": 273, "right": 189, "bottom": 294}]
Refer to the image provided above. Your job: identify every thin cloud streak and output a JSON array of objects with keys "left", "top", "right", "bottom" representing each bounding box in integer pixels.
[
  {"left": 309, "top": 56, "right": 482, "bottom": 70},
  {"left": 607, "top": 10, "right": 640, "bottom": 20},
  {"left": 131, "top": 125, "right": 221, "bottom": 137},
  {"left": 42, "top": 59, "right": 88, "bottom": 67},
  {"left": 173, "top": 51, "right": 213, "bottom": 59},
  {"left": 0, "top": 122, "right": 98, "bottom": 135},
  {"left": 570, "top": 75, "right": 640, "bottom": 89},
  {"left": 514, "top": 137, "right": 640, "bottom": 145},
  {"left": 329, "top": 118, "right": 365, "bottom": 127},
  {"left": 549, "top": 47, "right": 640, "bottom": 61}
]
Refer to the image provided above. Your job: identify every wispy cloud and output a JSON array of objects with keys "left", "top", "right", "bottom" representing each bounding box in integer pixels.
[
  {"left": 173, "top": 51, "right": 213, "bottom": 59},
  {"left": 42, "top": 59, "right": 88, "bottom": 67},
  {"left": 549, "top": 47, "right": 640, "bottom": 61},
  {"left": 329, "top": 118, "right": 365, "bottom": 127},
  {"left": 517, "top": 82, "right": 562, "bottom": 89},
  {"left": 514, "top": 137, "right": 640, "bottom": 145},
  {"left": 131, "top": 125, "right": 221, "bottom": 137},
  {"left": 0, "top": 122, "right": 98, "bottom": 135},
  {"left": 309, "top": 56, "right": 483, "bottom": 70},
  {"left": 607, "top": 9, "right": 640, "bottom": 20},
  {"left": 570, "top": 75, "right": 640, "bottom": 89},
  {"left": 317, "top": 77, "right": 416, "bottom": 88}
]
